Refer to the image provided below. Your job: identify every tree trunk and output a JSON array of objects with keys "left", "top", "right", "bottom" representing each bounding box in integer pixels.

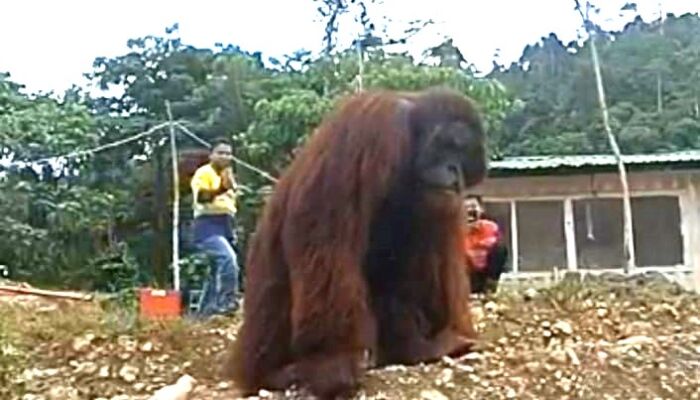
[
  {"left": 588, "top": 28, "right": 636, "bottom": 273},
  {"left": 574, "top": 0, "right": 636, "bottom": 272}
]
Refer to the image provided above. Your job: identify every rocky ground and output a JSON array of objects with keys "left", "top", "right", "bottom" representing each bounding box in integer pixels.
[{"left": 2, "top": 273, "right": 700, "bottom": 400}]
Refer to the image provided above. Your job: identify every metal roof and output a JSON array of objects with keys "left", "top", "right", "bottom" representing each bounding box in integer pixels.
[{"left": 489, "top": 150, "right": 700, "bottom": 174}]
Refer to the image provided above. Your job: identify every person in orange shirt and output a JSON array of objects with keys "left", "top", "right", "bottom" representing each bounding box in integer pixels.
[{"left": 463, "top": 195, "right": 508, "bottom": 294}]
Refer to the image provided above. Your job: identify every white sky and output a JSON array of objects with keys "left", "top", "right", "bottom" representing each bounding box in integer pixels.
[{"left": 1, "top": 0, "right": 698, "bottom": 95}]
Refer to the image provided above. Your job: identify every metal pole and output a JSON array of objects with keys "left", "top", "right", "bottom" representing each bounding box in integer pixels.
[{"left": 165, "top": 101, "right": 181, "bottom": 291}]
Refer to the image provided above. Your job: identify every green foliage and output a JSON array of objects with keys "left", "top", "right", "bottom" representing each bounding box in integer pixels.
[
  {"left": 238, "top": 89, "right": 333, "bottom": 174},
  {"left": 490, "top": 13, "right": 700, "bottom": 156},
  {"left": 0, "top": 71, "right": 143, "bottom": 291},
  {"left": 0, "top": 73, "right": 96, "bottom": 163}
]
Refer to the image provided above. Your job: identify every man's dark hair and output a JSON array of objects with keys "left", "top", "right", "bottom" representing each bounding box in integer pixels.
[
  {"left": 211, "top": 136, "right": 233, "bottom": 152},
  {"left": 465, "top": 194, "right": 483, "bottom": 204}
]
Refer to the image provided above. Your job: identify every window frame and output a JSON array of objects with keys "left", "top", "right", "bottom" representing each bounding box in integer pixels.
[{"left": 481, "top": 189, "right": 690, "bottom": 276}]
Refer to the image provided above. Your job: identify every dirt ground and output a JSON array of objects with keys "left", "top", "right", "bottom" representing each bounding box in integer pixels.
[{"left": 2, "top": 273, "right": 700, "bottom": 400}]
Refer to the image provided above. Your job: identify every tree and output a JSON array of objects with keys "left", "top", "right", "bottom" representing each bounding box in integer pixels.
[
  {"left": 489, "top": 12, "right": 700, "bottom": 156},
  {"left": 0, "top": 73, "right": 136, "bottom": 289}
]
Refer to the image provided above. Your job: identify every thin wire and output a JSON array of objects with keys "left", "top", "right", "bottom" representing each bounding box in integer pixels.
[
  {"left": 4, "top": 122, "right": 172, "bottom": 168},
  {"left": 174, "top": 122, "right": 212, "bottom": 149},
  {"left": 2, "top": 120, "right": 278, "bottom": 186}
]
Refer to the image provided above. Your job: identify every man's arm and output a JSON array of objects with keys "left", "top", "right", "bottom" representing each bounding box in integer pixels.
[
  {"left": 196, "top": 185, "right": 229, "bottom": 203},
  {"left": 191, "top": 167, "right": 233, "bottom": 204},
  {"left": 223, "top": 167, "right": 238, "bottom": 191}
]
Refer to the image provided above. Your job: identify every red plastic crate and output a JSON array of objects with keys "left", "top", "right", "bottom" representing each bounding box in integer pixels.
[{"left": 138, "top": 288, "right": 182, "bottom": 320}]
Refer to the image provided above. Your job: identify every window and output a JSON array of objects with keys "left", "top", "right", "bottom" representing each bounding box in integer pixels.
[
  {"left": 486, "top": 194, "right": 684, "bottom": 273},
  {"left": 516, "top": 200, "right": 567, "bottom": 272},
  {"left": 573, "top": 198, "right": 624, "bottom": 269},
  {"left": 632, "top": 196, "right": 683, "bottom": 266}
]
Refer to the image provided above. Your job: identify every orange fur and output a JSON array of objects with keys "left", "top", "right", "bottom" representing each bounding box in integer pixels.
[{"left": 222, "top": 88, "right": 482, "bottom": 399}]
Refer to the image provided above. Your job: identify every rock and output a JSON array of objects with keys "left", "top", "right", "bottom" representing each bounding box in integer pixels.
[
  {"left": 118, "top": 336, "right": 138, "bottom": 352},
  {"left": 148, "top": 374, "right": 197, "bottom": 400},
  {"left": 550, "top": 349, "right": 568, "bottom": 364},
  {"left": 118, "top": 364, "right": 139, "bottom": 383},
  {"left": 73, "top": 361, "right": 98, "bottom": 376},
  {"left": 617, "top": 335, "right": 655, "bottom": 348},
  {"left": 565, "top": 347, "right": 581, "bottom": 366},
  {"left": 383, "top": 364, "right": 408, "bottom": 372},
  {"left": 559, "top": 377, "right": 573, "bottom": 393},
  {"left": 623, "top": 321, "right": 654, "bottom": 337},
  {"left": 20, "top": 367, "right": 60, "bottom": 381},
  {"left": 486, "top": 370, "right": 501, "bottom": 378},
  {"left": 435, "top": 368, "right": 453, "bottom": 385},
  {"left": 134, "top": 382, "right": 147, "bottom": 392},
  {"left": 47, "top": 385, "right": 80, "bottom": 400},
  {"left": 441, "top": 356, "right": 457, "bottom": 366},
  {"left": 460, "top": 352, "right": 482, "bottom": 361},
  {"left": 525, "top": 362, "right": 541, "bottom": 373},
  {"left": 523, "top": 288, "right": 538, "bottom": 300},
  {"left": 216, "top": 381, "right": 231, "bottom": 390},
  {"left": 484, "top": 301, "right": 498, "bottom": 313},
  {"left": 156, "top": 354, "right": 171, "bottom": 363},
  {"left": 98, "top": 365, "right": 111, "bottom": 378},
  {"left": 660, "top": 304, "right": 680, "bottom": 319},
  {"left": 140, "top": 341, "right": 154, "bottom": 352},
  {"left": 688, "top": 316, "right": 700, "bottom": 326},
  {"left": 72, "top": 333, "right": 96, "bottom": 353},
  {"left": 553, "top": 320, "right": 573, "bottom": 336},
  {"left": 420, "top": 389, "right": 449, "bottom": 400}
]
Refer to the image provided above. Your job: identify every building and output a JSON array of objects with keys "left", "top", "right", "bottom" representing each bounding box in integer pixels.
[{"left": 473, "top": 150, "right": 700, "bottom": 291}]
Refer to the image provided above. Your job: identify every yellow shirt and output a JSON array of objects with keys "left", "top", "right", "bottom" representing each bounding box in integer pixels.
[{"left": 190, "top": 163, "right": 237, "bottom": 218}]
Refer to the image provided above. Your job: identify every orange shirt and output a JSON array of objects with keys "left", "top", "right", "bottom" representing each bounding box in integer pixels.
[{"left": 464, "top": 219, "right": 500, "bottom": 272}]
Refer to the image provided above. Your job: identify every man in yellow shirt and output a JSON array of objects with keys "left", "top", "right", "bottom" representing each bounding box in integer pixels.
[{"left": 190, "top": 137, "right": 240, "bottom": 317}]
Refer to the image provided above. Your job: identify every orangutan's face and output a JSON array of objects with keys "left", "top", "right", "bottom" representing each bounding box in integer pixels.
[
  {"left": 415, "top": 120, "right": 486, "bottom": 194},
  {"left": 405, "top": 89, "right": 487, "bottom": 195}
]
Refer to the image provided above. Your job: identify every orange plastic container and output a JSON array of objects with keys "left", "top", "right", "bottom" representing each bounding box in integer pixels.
[{"left": 138, "top": 288, "right": 182, "bottom": 320}]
